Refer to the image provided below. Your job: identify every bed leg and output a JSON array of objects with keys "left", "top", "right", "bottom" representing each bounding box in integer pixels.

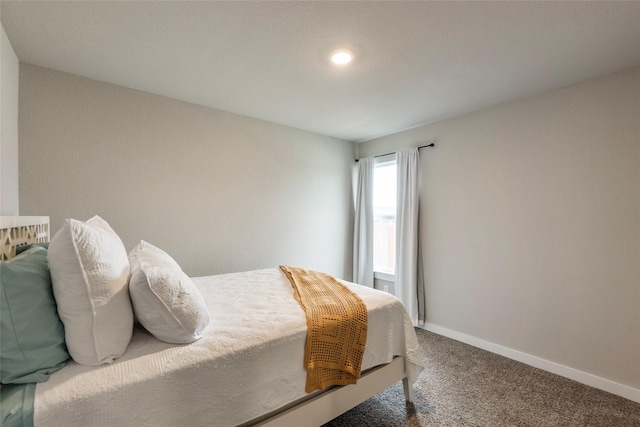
[{"left": 402, "top": 377, "right": 414, "bottom": 403}]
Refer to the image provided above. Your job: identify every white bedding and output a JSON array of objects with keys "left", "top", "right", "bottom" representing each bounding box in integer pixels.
[{"left": 34, "top": 268, "right": 424, "bottom": 426}]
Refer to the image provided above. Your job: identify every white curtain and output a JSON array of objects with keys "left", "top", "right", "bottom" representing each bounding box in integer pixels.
[
  {"left": 395, "top": 148, "right": 424, "bottom": 325},
  {"left": 353, "top": 157, "right": 374, "bottom": 287}
]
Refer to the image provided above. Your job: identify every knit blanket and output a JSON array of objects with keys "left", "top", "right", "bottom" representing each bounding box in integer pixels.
[{"left": 279, "top": 265, "right": 368, "bottom": 393}]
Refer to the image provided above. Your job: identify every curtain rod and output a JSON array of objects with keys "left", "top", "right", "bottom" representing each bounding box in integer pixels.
[{"left": 355, "top": 142, "right": 435, "bottom": 162}]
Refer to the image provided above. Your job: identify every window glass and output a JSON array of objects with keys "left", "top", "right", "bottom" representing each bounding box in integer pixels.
[{"left": 373, "top": 158, "right": 396, "bottom": 275}]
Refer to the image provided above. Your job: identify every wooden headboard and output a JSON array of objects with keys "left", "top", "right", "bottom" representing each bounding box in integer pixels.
[{"left": 0, "top": 216, "right": 50, "bottom": 261}]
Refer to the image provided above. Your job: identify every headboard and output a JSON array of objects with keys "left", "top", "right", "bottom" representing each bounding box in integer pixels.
[{"left": 0, "top": 216, "right": 50, "bottom": 261}]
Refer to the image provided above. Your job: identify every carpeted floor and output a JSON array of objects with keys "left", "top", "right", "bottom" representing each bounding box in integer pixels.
[{"left": 323, "top": 329, "right": 640, "bottom": 427}]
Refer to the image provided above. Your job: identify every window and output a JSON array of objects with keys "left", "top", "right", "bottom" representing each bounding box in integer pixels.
[{"left": 373, "top": 157, "right": 396, "bottom": 276}]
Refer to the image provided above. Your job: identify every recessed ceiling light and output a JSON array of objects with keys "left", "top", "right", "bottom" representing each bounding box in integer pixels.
[{"left": 330, "top": 49, "right": 354, "bottom": 65}]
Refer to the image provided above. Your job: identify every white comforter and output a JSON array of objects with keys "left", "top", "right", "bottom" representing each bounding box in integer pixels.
[{"left": 34, "top": 269, "right": 424, "bottom": 426}]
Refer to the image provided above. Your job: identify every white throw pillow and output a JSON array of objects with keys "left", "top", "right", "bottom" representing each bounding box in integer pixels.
[
  {"left": 47, "top": 215, "right": 133, "bottom": 365},
  {"left": 128, "top": 241, "right": 209, "bottom": 344}
]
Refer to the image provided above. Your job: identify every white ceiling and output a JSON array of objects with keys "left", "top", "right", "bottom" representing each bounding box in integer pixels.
[{"left": 2, "top": 1, "right": 640, "bottom": 142}]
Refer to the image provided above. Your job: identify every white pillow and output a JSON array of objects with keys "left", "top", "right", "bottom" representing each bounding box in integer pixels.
[
  {"left": 47, "top": 215, "right": 133, "bottom": 366},
  {"left": 128, "top": 241, "right": 209, "bottom": 344}
]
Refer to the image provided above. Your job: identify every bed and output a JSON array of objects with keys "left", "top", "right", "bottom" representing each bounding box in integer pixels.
[{"left": 0, "top": 216, "right": 424, "bottom": 426}]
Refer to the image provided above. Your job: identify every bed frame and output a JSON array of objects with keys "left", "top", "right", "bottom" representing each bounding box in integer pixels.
[
  {"left": 0, "top": 216, "right": 50, "bottom": 261},
  {"left": 0, "top": 215, "right": 414, "bottom": 426},
  {"left": 254, "top": 356, "right": 413, "bottom": 426}
]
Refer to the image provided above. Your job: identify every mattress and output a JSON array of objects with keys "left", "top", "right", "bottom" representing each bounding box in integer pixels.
[{"left": 33, "top": 268, "right": 424, "bottom": 426}]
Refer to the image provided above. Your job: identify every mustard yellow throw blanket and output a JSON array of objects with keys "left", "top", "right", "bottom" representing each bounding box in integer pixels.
[{"left": 279, "top": 265, "right": 368, "bottom": 393}]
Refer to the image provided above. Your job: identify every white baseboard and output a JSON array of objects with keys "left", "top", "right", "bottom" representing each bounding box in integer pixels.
[{"left": 422, "top": 322, "right": 640, "bottom": 404}]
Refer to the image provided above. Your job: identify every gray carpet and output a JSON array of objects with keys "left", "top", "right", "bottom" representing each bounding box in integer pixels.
[{"left": 323, "top": 329, "right": 640, "bottom": 427}]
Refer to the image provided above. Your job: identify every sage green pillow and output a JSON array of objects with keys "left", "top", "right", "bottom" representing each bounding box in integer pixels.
[
  {"left": 1, "top": 246, "right": 69, "bottom": 384},
  {"left": 15, "top": 242, "right": 49, "bottom": 256}
]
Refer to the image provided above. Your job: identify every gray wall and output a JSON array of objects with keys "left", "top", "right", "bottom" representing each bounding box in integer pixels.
[
  {"left": 1, "top": 24, "right": 19, "bottom": 215},
  {"left": 359, "top": 68, "right": 640, "bottom": 392},
  {"left": 19, "top": 64, "right": 355, "bottom": 279}
]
